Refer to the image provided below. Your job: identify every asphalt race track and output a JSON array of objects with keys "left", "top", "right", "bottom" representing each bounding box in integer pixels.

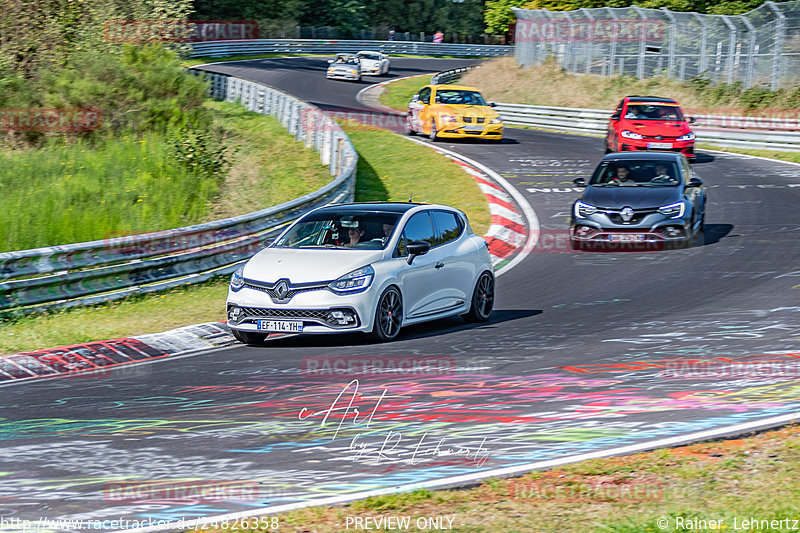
[{"left": 3, "top": 57, "right": 800, "bottom": 528}]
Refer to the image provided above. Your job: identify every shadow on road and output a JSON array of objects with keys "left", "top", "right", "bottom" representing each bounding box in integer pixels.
[{"left": 255, "top": 309, "right": 543, "bottom": 348}]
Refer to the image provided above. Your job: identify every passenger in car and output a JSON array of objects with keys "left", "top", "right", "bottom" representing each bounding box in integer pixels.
[{"left": 651, "top": 164, "right": 673, "bottom": 183}]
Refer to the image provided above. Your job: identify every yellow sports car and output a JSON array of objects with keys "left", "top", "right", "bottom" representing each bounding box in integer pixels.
[{"left": 406, "top": 84, "right": 503, "bottom": 141}]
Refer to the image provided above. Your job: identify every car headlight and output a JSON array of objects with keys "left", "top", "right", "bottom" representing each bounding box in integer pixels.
[
  {"left": 490, "top": 117, "right": 502, "bottom": 124},
  {"left": 620, "top": 130, "right": 644, "bottom": 140},
  {"left": 574, "top": 201, "right": 598, "bottom": 219},
  {"left": 657, "top": 202, "right": 685, "bottom": 218},
  {"left": 676, "top": 132, "right": 696, "bottom": 142},
  {"left": 440, "top": 115, "right": 458, "bottom": 123},
  {"left": 230, "top": 267, "right": 245, "bottom": 291},
  {"left": 329, "top": 265, "right": 375, "bottom": 293}
]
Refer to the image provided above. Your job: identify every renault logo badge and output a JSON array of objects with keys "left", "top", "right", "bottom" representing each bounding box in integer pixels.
[
  {"left": 620, "top": 207, "right": 634, "bottom": 222},
  {"left": 274, "top": 279, "right": 290, "bottom": 301}
]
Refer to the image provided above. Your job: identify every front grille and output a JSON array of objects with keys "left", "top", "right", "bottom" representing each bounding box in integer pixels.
[
  {"left": 603, "top": 208, "right": 658, "bottom": 225},
  {"left": 242, "top": 279, "right": 329, "bottom": 302},
  {"left": 476, "top": 117, "right": 485, "bottom": 124},
  {"left": 237, "top": 307, "right": 360, "bottom": 329},
  {"left": 463, "top": 117, "right": 472, "bottom": 123},
  {"left": 241, "top": 307, "right": 329, "bottom": 320},
  {"left": 462, "top": 117, "right": 486, "bottom": 124}
]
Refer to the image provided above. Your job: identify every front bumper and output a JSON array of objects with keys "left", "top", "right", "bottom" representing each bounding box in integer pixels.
[
  {"left": 570, "top": 213, "right": 694, "bottom": 249},
  {"left": 437, "top": 122, "right": 503, "bottom": 140},
  {"left": 327, "top": 72, "right": 360, "bottom": 80},
  {"left": 226, "top": 284, "right": 377, "bottom": 334},
  {"left": 618, "top": 138, "right": 695, "bottom": 159}
]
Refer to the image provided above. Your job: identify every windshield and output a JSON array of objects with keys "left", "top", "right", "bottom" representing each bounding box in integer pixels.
[
  {"left": 624, "top": 103, "right": 685, "bottom": 121},
  {"left": 334, "top": 55, "right": 358, "bottom": 65},
  {"left": 434, "top": 90, "right": 487, "bottom": 106},
  {"left": 273, "top": 210, "right": 402, "bottom": 250},
  {"left": 358, "top": 53, "right": 381, "bottom": 60},
  {"left": 589, "top": 160, "right": 683, "bottom": 187}
]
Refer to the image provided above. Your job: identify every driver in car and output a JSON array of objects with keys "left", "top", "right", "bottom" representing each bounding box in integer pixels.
[
  {"left": 609, "top": 165, "right": 636, "bottom": 185},
  {"left": 345, "top": 224, "right": 366, "bottom": 247}
]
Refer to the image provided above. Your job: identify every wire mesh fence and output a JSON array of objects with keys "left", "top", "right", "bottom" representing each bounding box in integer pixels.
[{"left": 513, "top": 0, "right": 800, "bottom": 89}]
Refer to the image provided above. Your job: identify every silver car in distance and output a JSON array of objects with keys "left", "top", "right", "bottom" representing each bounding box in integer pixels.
[{"left": 226, "top": 202, "right": 495, "bottom": 343}]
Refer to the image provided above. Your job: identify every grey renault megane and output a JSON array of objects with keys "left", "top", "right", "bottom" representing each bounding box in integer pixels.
[{"left": 569, "top": 152, "right": 706, "bottom": 250}]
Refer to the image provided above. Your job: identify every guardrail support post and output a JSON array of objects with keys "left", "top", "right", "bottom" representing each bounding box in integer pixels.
[{"left": 580, "top": 9, "right": 595, "bottom": 74}]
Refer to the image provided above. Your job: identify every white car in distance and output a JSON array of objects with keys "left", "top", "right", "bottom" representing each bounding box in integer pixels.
[
  {"left": 226, "top": 203, "right": 494, "bottom": 343},
  {"left": 327, "top": 54, "right": 362, "bottom": 81},
  {"left": 356, "top": 51, "right": 390, "bottom": 75}
]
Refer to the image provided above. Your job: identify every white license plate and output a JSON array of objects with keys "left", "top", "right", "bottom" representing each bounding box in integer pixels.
[
  {"left": 257, "top": 320, "right": 303, "bottom": 332},
  {"left": 609, "top": 234, "right": 645, "bottom": 242},
  {"left": 648, "top": 142, "right": 672, "bottom": 149}
]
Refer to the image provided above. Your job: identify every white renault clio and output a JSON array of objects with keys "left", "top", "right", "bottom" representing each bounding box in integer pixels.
[{"left": 226, "top": 202, "right": 494, "bottom": 343}]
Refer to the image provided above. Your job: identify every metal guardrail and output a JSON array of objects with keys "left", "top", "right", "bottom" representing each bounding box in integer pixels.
[
  {"left": 492, "top": 103, "right": 800, "bottom": 152},
  {"left": 0, "top": 72, "right": 357, "bottom": 313},
  {"left": 189, "top": 39, "right": 513, "bottom": 59},
  {"left": 430, "top": 67, "right": 475, "bottom": 85}
]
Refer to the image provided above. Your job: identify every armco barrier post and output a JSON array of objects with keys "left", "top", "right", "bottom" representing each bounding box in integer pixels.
[
  {"left": 328, "top": 133, "right": 339, "bottom": 175},
  {"left": 337, "top": 138, "right": 346, "bottom": 177}
]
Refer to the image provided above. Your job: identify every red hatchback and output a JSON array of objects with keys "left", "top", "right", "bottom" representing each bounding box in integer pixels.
[{"left": 606, "top": 96, "right": 695, "bottom": 160}]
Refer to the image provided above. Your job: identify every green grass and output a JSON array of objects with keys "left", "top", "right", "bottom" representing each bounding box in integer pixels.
[
  {"left": 212, "top": 424, "right": 800, "bottom": 532},
  {"left": 206, "top": 101, "right": 332, "bottom": 221},
  {"left": 0, "top": 279, "right": 229, "bottom": 354},
  {"left": 0, "top": 134, "right": 209, "bottom": 252},
  {"left": 378, "top": 75, "right": 432, "bottom": 111},
  {"left": 0, "top": 100, "right": 331, "bottom": 252},
  {"left": 0, "top": 123, "right": 491, "bottom": 354}
]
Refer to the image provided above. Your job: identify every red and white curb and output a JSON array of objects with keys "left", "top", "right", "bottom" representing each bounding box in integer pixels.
[
  {"left": 405, "top": 138, "right": 539, "bottom": 275},
  {"left": 0, "top": 322, "right": 236, "bottom": 385}
]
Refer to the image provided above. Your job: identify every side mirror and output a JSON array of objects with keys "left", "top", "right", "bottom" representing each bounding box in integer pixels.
[
  {"left": 610, "top": 113, "right": 620, "bottom": 121},
  {"left": 411, "top": 94, "right": 419, "bottom": 102},
  {"left": 327, "top": 59, "right": 334, "bottom": 64},
  {"left": 406, "top": 240, "right": 431, "bottom": 265},
  {"left": 687, "top": 177, "right": 703, "bottom": 187},
  {"left": 688, "top": 116, "right": 696, "bottom": 124},
  {"left": 489, "top": 102, "right": 497, "bottom": 107},
  {"left": 573, "top": 177, "right": 587, "bottom": 188}
]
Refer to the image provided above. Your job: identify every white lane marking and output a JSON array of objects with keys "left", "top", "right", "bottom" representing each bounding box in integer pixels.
[
  {"left": 117, "top": 410, "right": 800, "bottom": 533},
  {"left": 700, "top": 147, "right": 800, "bottom": 168}
]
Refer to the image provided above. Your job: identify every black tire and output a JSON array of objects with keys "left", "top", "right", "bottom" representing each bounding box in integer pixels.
[
  {"left": 371, "top": 286, "right": 403, "bottom": 342},
  {"left": 231, "top": 328, "right": 267, "bottom": 345},
  {"left": 604, "top": 143, "right": 612, "bottom": 154},
  {"left": 429, "top": 119, "right": 438, "bottom": 141},
  {"left": 462, "top": 272, "right": 494, "bottom": 323}
]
